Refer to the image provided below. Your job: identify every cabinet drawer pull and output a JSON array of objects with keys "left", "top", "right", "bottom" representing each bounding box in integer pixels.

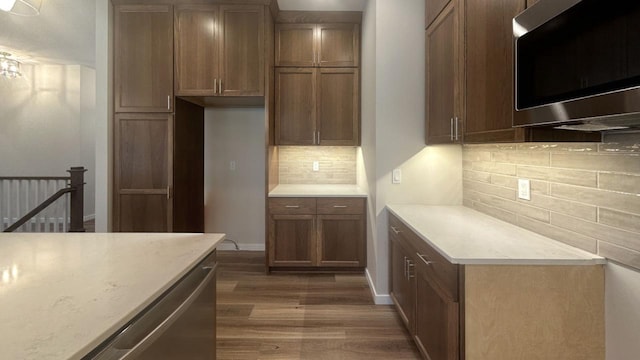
[
  {"left": 390, "top": 226, "right": 401, "bottom": 235},
  {"left": 333, "top": 205, "right": 347, "bottom": 208},
  {"left": 167, "top": 95, "right": 171, "bottom": 110},
  {"left": 450, "top": 118, "right": 454, "bottom": 141},
  {"left": 403, "top": 256, "right": 408, "bottom": 278},
  {"left": 219, "top": 78, "right": 222, "bottom": 94},
  {"left": 214, "top": 78, "right": 217, "bottom": 94},
  {"left": 284, "top": 205, "right": 300, "bottom": 208},
  {"left": 417, "top": 253, "right": 434, "bottom": 265}
]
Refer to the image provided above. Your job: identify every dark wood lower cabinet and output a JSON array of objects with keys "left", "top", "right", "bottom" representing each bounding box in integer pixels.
[
  {"left": 267, "top": 197, "right": 366, "bottom": 271},
  {"left": 269, "top": 214, "right": 316, "bottom": 267},
  {"left": 415, "top": 261, "right": 460, "bottom": 360},
  {"left": 389, "top": 212, "right": 605, "bottom": 360}
]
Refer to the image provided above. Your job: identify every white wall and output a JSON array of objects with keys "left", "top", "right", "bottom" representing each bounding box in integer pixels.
[
  {"left": 204, "top": 108, "right": 266, "bottom": 251},
  {"left": 94, "top": 0, "right": 112, "bottom": 231},
  {"left": 360, "top": 0, "right": 463, "bottom": 302},
  {"left": 606, "top": 263, "right": 640, "bottom": 360},
  {"left": 0, "top": 64, "right": 96, "bottom": 218}
]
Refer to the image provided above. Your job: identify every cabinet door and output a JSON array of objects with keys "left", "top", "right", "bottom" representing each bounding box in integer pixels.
[
  {"left": 390, "top": 234, "right": 416, "bottom": 332},
  {"left": 426, "top": 0, "right": 452, "bottom": 28},
  {"left": 275, "top": 24, "right": 317, "bottom": 67},
  {"left": 268, "top": 215, "right": 316, "bottom": 267},
  {"left": 174, "top": 5, "right": 220, "bottom": 96},
  {"left": 114, "top": 114, "right": 173, "bottom": 232},
  {"left": 414, "top": 262, "right": 459, "bottom": 360},
  {"left": 463, "top": 0, "right": 526, "bottom": 143},
  {"left": 317, "top": 24, "right": 360, "bottom": 67},
  {"left": 115, "top": 5, "right": 173, "bottom": 113},
  {"left": 219, "top": 5, "right": 264, "bottom": 96},
  {"left": 317, "top": 215, "right": 365, "bottom": 267},
  {"left": 426, "top": 0, "right": 461, "bottom": 144},
  {"left": 317, "top": 68, "right": 360, "bottom": 146},
  {"left": 275, "top": 68, "right": 317, "bottom": 145}
]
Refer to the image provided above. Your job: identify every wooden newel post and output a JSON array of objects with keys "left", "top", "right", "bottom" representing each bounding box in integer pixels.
[{"left": 68, "top": 167, "right": 86, "bottom": 232}]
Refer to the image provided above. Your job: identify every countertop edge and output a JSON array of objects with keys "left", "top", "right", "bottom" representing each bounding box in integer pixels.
[{"left": 387, "top": 205, "right": 606, "bottom": 266}]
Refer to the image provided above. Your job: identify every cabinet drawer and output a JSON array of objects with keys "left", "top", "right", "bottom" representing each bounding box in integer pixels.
[
  {"left": 389, "top": 214, "right": 459, "bottom": 301},
  {"left": 269, "top": 198, "right": 316, "bottom": 214},
  {"left": 317, "top": 198, "right": 365, "bottom": 215}
]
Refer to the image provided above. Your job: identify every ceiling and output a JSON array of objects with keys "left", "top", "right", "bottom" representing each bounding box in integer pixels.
[{"left": 0, "top": 0, "right": 365, "bottom": 68}]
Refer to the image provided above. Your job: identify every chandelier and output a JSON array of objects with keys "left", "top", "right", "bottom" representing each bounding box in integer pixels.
[
  {"left": 0, "top": 52, "right": 22, "bottom": 78},
  {"left": 0, "top": 0, "right": 41, "bottom": 16}
]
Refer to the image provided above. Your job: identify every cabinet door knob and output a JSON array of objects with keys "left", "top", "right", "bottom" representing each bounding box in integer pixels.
[
  {"left": 214, "top": 78, "right": 217, "bottom": 94},
  {"left": 454, "top": 116, "right": 459, "bottom": 141},
  {"left": 167, "top": 95, "right": 171, "bottom": 110},
  {"left": 417, "top": 253, "right": 434, "bottom": 265},
  {"left": 219, "top": 78, "right": 222, "bottom": 94}
]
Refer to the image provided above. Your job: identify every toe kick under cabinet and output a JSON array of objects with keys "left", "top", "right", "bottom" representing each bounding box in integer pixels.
[
  {"left": 388, "top": 212, "right": 605, "bottom": 360},
  {"left": 268, "top": 197, "right": 366, "bottom": 271}
]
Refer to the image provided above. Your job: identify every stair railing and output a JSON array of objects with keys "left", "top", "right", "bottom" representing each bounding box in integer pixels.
[{"left": 0, "top": 167, "right": 86, "bottom": 232}]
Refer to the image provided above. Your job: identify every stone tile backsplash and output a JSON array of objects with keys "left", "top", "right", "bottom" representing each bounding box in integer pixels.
[
  {"left": 463, "top": 133, "right": 640, "bottom": 270},
  {"left": 278, "top": 146, "right": 357, "bottom": 184}
]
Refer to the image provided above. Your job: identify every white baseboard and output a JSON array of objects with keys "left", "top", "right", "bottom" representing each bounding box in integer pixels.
[
  {"left": 84, "top": 214, "right": 95, "bottom": 222},
  {"left": 216, "top": 241, "right": 266, "bottom": 251},
  {"left": 365, "top": 268, "right": 393, "bottom": 305}
]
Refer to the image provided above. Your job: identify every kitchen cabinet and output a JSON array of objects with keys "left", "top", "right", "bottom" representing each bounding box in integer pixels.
[
  {"left": 175, "top": 4, "right": 264, "bottom": 97},
  {"left": 389, "top": 226, "right": 416, "bottom": 332},
  {"left": 426, "top": 0, "right": 463, "bottom": 144},
  {"left": 275, "top": 68, "right": 359, "bottom": 145},
  {"left": 275, "top": 23, "right": 360, "bottom": 67},
  {"left": 115, "top": 5, "right": 173, "bottom": 113},
  {"left": 425, "top": 0, "right": 600, "bottom": 144},
  {"left": 388, "top": 210, "right": 604, "bottom": 360},
  {"left": 113, "top": 99, "right": 204, "bottom": 233},
  {"left": 268, "top": 197, "right": 366, "bottom": 270}
]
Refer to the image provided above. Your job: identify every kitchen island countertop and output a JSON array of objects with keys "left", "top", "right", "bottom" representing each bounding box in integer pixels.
[
  {"left": 0, "top": 232, "right": 224, "bottom": 360},
  {"left": 387, "top": 204, "right": 605, "bottom": 265}
]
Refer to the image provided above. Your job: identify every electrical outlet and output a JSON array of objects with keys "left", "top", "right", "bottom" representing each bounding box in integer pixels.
[
  {"left": 518, "top": 178, "right": 531, "bottom": 200},
  {"left": 312, "top": 161, "right": 319, "bottom": 172},
  {"left": 392, "top": 168, "right": 402, "bottom": 184},
  {"left": 229, "top": 161, "right": 236, "bottom": 171}
]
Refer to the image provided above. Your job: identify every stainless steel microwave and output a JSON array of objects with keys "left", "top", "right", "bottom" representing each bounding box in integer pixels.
[{"left": 513, "top": 0, "right": 640, "bottom": 131}]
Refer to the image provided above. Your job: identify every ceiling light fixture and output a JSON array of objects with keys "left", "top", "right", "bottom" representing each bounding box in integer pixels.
[
  {"left": 0, "top": 0, "right": 41, "bottom": 16},
  {"left": 0, "top": 52, "right": 22, "bottom": 78}
]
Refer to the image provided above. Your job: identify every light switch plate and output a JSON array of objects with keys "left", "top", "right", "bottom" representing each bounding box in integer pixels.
[
  {"left": 313, "top": 161, "right": 319, "bottom": 172},
  {"left": 518, "top": 178, "right": 531, "bottom": 200},
  {"left": 392, "top": 168, "right": 402, "bottom": 184}
]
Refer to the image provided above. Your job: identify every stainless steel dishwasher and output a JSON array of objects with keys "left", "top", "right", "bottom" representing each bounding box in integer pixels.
[{"left": 87, "top": 250, "right": 217, "bottom": 360}]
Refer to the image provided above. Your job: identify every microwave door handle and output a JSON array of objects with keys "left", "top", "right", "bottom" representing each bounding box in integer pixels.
[{"left": 96, "top": 264, "right": 218, "bottom": 360}]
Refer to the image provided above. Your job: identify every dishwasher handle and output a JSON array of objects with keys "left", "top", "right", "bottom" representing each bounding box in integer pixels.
[{"left": 90, "top": 262, "right": 217, "bottom": 360}]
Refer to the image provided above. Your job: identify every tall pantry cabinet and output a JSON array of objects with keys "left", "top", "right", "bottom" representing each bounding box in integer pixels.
[{"left": 113, "top": 5, "right": 204, "bottom": 232}]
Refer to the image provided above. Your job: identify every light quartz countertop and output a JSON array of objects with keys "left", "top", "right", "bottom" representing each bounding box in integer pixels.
[
  {"left": 0, "top": 232, "right": 225, "bottom": 360},
  {"left": 387, "top": 205, "right": 605, "bottom": 265},
  {"left": 269, "top": 184, "right": 367, "bottom": 197}
]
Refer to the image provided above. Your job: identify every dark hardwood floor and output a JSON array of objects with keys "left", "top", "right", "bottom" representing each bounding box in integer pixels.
[{"left": 217, "top": 251, "right": 421, "bottom": 359}]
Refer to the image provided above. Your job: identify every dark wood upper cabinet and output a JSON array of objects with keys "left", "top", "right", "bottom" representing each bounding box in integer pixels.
[
  {"left": 426, "top": 0, "right": 452, "bottom": 28},
  {"left": 426, "top": 0, "right": 462, "bottom": 145},
  {"left": 276, "top": 23, "right": 359, "bottom": 67},
  {"left": 463, "top": 0, "right": 526, "bottom": 143},
  {"left": 317, "top": 68, "right": 360, "bottom": 145},
  {"left": 115, "top": 5, "right": 173, "bottom": 113},
  {"left": 275, "top": 67, "right": 360, "bottom": 146},
  {"left": 174, "top": 5, "right": 264, "bottom": 97},
  {"left": 175, "top": 5, "right": 220, "bottom": 96},
  {"left": 275, "top": 23, "right": 317, "bottom": 67},
  {"left": 275, "top": 67, "right": 317, "bottom": 145},
  {"left": 219, "top": 5, "right": 265, "bottom": 96}
]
